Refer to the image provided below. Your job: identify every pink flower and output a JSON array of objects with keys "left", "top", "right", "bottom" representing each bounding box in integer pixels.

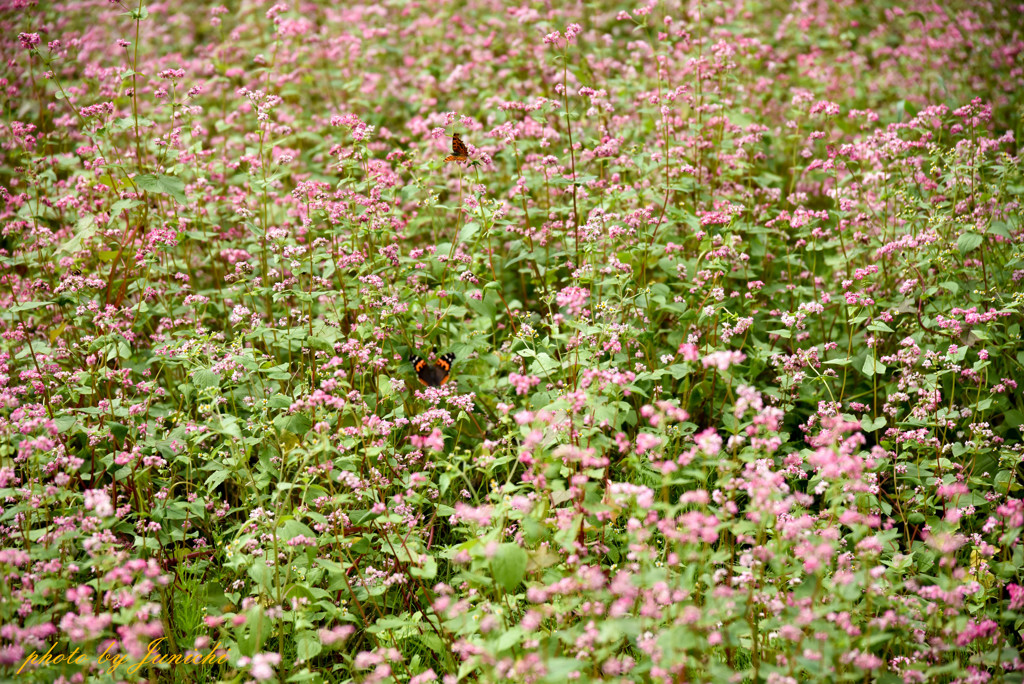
[
  {"left": 694, "top": 428, "right": 722, "bottom": 456},
  {"left": 1008, "top": 584, "right": 1024, "bottom": 611},
  {"left": 83, "top": 489, "right": 114, "bottom": 517},
  {"left": 19, "top": 33, "right": 40, "bottom": 49},
  {"left": 509, "top": 373, "right": 541, "bottom": 395},
  {"left": 556, "top": 286, "right": 589, "bottom": 316},
  {"left": 450, "top": 503, "right": 493, "bottom": 527},
  {"left": 810, "top": 100, "right": 841, "bottom": 116},
  {"left": 635, "top": 432, "right": 662, "bottom": 455},
  {"left": 678, "top": 343, "right": 699, "bottom": 361},
  {"left": 701, "top": 350, "right": 746, "bottom": 370},
  {"left": 320, "top": 625, "right": 355, "bottom": 646},
  {"left": 410, "top": 428, "right": 445, "bottom": 452},
  {"left": 242, "top": 652, "right": 281, "bottom": 681}
]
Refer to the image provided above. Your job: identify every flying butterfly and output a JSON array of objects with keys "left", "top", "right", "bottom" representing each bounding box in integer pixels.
[
  {"left": 444, "top": 133, "right": 469, "bottom": 163},
  {"left": 410, "top": 349, "right": 456, "bottom": 387}
]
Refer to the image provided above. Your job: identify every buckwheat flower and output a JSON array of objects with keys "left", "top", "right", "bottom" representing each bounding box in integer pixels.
[
  {"left": 320, "top": 625, "right": 355, "bottom": 646},
  {"left": 285, "top": 535, "right": 316, "bottom": 547},
  {"left": 564, "top": 23, "right": 582, "bottom": 41},
  {"left": 59, "top": 611, "right": 111, "bottom": 641},
  {"left": 0, "top": 549, "right": 30, "bottom": 566},
  {"left": 695, "top": 428, "right": 722, "bottom": 456},
  {"left": 556, "top": 286, "right": 589, "bottom": 316},
  {"left": 117, "top": 39, "right": 130, "bottom": 48},
  {"left": 450, "top": 502, "right": 493, "bottom": 527},
  {"left": 265, "top": 2, "right": 288, "bottom": 20},
  {"left": 83, "top": 488, "right": 114, "bottom": 517},
  {"left": 508, "top": 373, "right": 541, "bottom": 395},
  {"left": 678, "top": 343, "right": 699, "bottom": 361},
  {"left": 543, "top": 30, "right": 561, "bottom": 45},
  {"left": 699, "top": 210, "right": 732, "bottom": 226},
  {"left": 158, "top": 68, "right": 186, "bottom": 80},
  {"left": 635, "top": 432, "right": 662, "bottom": 455},
  {"left": 0, "top": 644, "right": 25, "bottom": 666},
  {"left": 229, "top": 304, "right": 251, "bottom": 326},
  {"left": 19, "top": 33, "right": 40, "bottom": 49},
  {"left": 241, "top": 652, "right": 280, "bottom": 681},
  {"left": 1008, "top": 584, "right": 1024, "bottom": 611},
  {"left": 410, "top": 428, "right": 444, "bottom": 452},
  {"left": 810, "top": 100, "right": 840, "bottom": 116},
  {"left": 701, "top": 350, "right": 746, "bottom": 370},
  {"left": 0, "top": 468, "right": 20, "bottom": 489}
]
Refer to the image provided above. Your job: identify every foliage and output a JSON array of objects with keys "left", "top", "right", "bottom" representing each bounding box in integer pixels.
[{"left": 1, "top": 1, "right": 1024, "bottom": 683}]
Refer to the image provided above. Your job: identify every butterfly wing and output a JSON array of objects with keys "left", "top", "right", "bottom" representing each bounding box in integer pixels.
[
  {"left": 444, "top": 133, "right": 469, "bottom": 163},
  {"left": 410, "top": 352, "right": 455, "bottom": 387},
  {"left": 452, "top": 134, "right": 468, "bottom": 157},
  {"left": 435, "top": 352, "right": 455, "bottom": 385},
  {"left": 410, "top": 355, "right": 430, "bottom": 386}
]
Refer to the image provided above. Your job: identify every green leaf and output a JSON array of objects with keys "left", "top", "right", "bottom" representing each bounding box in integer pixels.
[
  {"left": 8, "top": 301, "right": 52, "bottom": 314},
  {"left": 458, "top": 221, "right": 481, "bottom": 243},
  {"left": 268, "top": 394, "right": 293, "bottom": 409},
  {"left": 861, "top": 416, "right": 886, "bottom": 432},
  {"left": 201, "top": 582, "right": 233, "bottom": 610},
  {"left": 295, "top": 632, "right": 322, "bottom": 663},
  {"left": 491, "top": 543, "right": 527, "bottom": 592},
  {"left": 496, "top": 626, "right": 524, "bottom": 651},
  {"left": 135, "top": 173, "right": 188, "bottom": 205},
  {"left": 378, "top": 375, "right": 395, "bottom": 399},
  {"left": 108, "top": 198, "right": 141, "bottom": 220},
  {"left": 56, "top": 215, "right": 98, "bottom": 256},
  {"left": 112, "top": 117, "right": 155, "bottom": 132},
  {"left": 237, "top": 605, "right": 272, "bottom": 656},
  {"left": 205, "top": 468, "right": 230, "bottom": 491},
  {"left": 192, "top": 369, "right": 220, "bottom": 389},
  {"left": 957, "top": 231, "right": 983, "bottom": 254},
  {"left": 861, "top": 356, "right": 887, "bottom": 377},
  {"left": 988, "top": 220, "right": 1013, "bottom": 240},
  {"left": 274, "top": 413, "right": 312, "bottom": 436},
  {"left": 410, "top": 554, "right": 437, "bottom": 580},
  {"left": 54, "top": 415, "right": 77, "bottom": 433},
  {"left": 279, "top": 519, "right": 317, "bottom": 541},
  {"left": 108, "top": 421, "right": 130, "bottom": 443},
  {"left": 247, "top": 560, "right": 274, "bottom": 591},
  {"left": 543, "top": 658, "right": 585, "bottom": 683}
]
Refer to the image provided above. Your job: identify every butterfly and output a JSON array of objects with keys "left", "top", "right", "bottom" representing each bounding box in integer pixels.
[
  {"left": 410, "top": 349, "right": 456, "bottom": 387},
  {"left": 444, "top": 133, "right": 469, "bottom": 163}
]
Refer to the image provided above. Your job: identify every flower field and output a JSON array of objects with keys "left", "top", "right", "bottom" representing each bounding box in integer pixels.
[{"left": 3, "top": 0, "right": 1024, "bottom": 682}]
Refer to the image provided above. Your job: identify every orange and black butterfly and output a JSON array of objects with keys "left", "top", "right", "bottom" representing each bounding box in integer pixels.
[
  {"left": 410, "top": 349, "right": 455, "bottom": 387},
  {"left": 444, "top": 133, "right": 469, "bottom": 163}
]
